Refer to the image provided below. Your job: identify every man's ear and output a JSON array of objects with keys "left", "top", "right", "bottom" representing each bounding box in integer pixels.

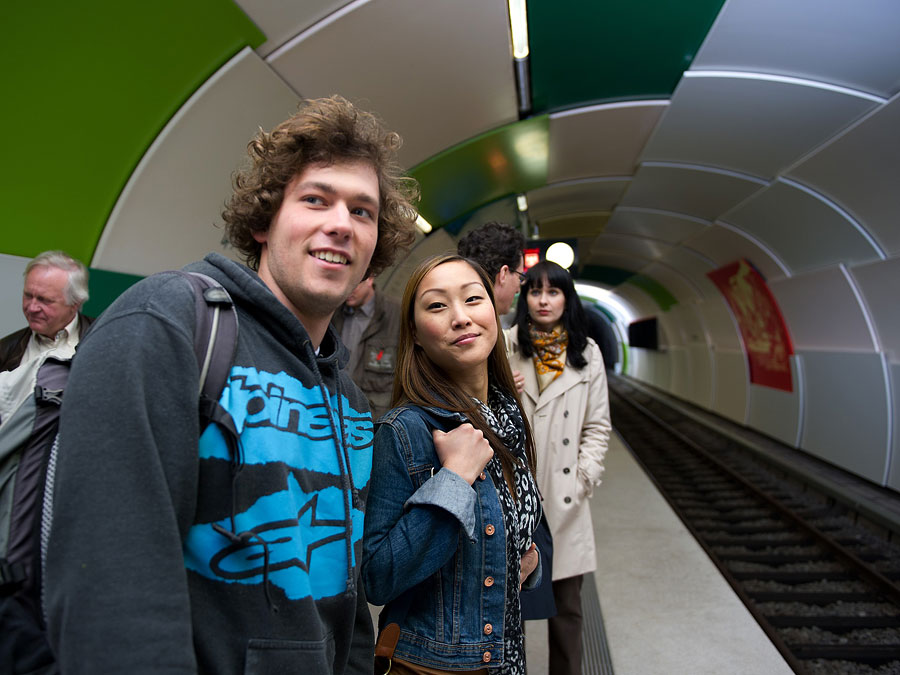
[
  {"left": 496, "top": 265, "right": 509, "bottom": 287},
  {"left": 251, "top": 227, "right": 269, "bottom": 244}
]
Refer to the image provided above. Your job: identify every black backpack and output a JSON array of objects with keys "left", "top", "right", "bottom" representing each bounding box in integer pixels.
[{"left": 0, "top": 271, "right": 238, "bottom": 673}]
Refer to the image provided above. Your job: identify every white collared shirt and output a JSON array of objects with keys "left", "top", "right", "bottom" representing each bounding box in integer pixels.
[{"left": 20, "top": 313, "right": 81, "bottom": 365}]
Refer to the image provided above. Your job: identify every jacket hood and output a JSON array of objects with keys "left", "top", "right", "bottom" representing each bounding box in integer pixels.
[{"left": 186, "top": 253, "right": 349, "bottom": 368}]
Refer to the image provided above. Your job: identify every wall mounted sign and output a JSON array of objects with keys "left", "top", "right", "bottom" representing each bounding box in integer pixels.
[{"left": 708, "top": 259, "right": 794, "bottom": 392}]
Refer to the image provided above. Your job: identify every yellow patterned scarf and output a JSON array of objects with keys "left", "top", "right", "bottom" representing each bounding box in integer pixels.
[{"left": 530, "top": 325, "right": 568, "bottom": 392}]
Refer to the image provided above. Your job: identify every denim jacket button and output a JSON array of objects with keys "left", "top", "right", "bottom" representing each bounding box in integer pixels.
[
  {"left": 485, "top": 524, "right": 495, "bottom": 536},
  {"left": 484, "top": 576, "right": 494, "bottom": 587},
  {"left": 479, "top": 472, "right": 486, "bottom": 481},
  {"left": 482, "top": 651, "right": 491, "bottom": 663},
  {"left": 484, "top": 623, "right": 493, "bottom": 635}
]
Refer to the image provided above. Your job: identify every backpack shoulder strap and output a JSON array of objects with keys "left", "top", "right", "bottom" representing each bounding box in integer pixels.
[{"left": 170, "top": 271, "right": 239, "bottom": 435}]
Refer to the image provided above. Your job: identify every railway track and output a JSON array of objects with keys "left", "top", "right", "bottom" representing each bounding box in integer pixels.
[{"left": 609, "top": 377, "right": 900, "bottom": 675}]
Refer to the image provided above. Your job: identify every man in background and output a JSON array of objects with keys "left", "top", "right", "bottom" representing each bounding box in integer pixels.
[
  {"left": 332, "top": 276, "right": 400, "bottom": 420},
  {"left": 0, "top": 250, "right": 92, "bottom": 373},
  {"left": 457, "top": 220, "right": 525, "bottom": 316}
]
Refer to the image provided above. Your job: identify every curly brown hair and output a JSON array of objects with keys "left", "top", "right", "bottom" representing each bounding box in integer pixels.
[{"left": 222, "top": 95, "right": 419, "bottom": 274}]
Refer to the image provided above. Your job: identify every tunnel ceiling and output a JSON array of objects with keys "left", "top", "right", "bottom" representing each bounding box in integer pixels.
[{"left": 3, "top": 0, "right": 900, "bottom": 317}]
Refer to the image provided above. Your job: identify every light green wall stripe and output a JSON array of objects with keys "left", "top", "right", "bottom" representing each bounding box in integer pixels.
[{"left": 2, "top": 1, "right": 265, "bottom": 264}]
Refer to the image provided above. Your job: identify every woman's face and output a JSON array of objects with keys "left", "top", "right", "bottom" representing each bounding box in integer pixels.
[
  {"left": 526, "top": 278, "right": 566, "bottom": 332},
  {"left": 413, "top": 260, "right": 498, "bottom": 383}
]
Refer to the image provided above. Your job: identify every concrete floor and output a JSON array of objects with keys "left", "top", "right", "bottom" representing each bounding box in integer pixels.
[{"left": 373, "top": 431, "right": 793, "bottom": 674}]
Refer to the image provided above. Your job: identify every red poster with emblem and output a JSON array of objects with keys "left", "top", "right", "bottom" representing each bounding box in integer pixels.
[{"left": 707, "top": 259, "right": 794, "bottom": 392}]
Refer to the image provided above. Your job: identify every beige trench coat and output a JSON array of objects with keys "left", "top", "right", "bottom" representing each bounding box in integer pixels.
[{"left": 506, "top": 329, "right": 612, "bottom": 580}]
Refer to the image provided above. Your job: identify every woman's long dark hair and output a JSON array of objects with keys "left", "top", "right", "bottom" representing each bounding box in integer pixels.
[
  {"left": 512, "top": 260, "right": 589, "bottom": 370},
  {"left": 393, "top": 253, "right": 536, "bottom": 477}
]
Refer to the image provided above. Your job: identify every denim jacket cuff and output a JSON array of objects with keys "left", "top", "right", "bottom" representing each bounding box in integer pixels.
[{"left": 404, "top": 468, "right": 477, "bottom": 539}]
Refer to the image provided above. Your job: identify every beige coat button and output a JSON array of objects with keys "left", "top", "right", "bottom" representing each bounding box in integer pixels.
[
  {"left": 485, "top": 524, "right": 495, "bottom": 535},
  {"left": 484, "top": 576, "right": 494, "bottom": 587},
  {"left": 482, "top": 651, "right": 491, "bottom": 662},
  {"left": 484, "top": 623, "right": 493, "bottom": 634}
]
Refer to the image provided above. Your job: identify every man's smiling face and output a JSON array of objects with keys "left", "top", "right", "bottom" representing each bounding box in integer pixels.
[{"left": 254, "top": 161, "right": 380, "bottom": 331}]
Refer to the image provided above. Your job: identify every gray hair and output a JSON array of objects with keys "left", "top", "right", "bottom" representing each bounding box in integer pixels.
[{"left": 25, "top": 250, "right": 90, "bottom": 307}]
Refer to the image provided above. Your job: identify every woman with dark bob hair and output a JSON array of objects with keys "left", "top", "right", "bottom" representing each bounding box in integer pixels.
[
  {"left": 363, "top": 253, "right": 542, "bottom": 674},
  {"left": 506, "top": 260, "right": 611, "bottom": 675}
]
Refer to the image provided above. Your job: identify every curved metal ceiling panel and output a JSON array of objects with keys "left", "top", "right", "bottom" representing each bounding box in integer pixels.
[
  {"left": 527, "top": 179, "right": 630, "bottom": 221},
  {"left": 788, "top": 95, "right": 900, "bottom": 256},
  {"left": 538, "top": 213, "right": 609, "bottom": 240},
  {"left": 605, "top": 208, "right": 708, "bottom": 245},
  {"left": 93, "top": 49, "right": 300, "bottom": 275},
  {"left": 527, "top": 0, "right": 726, "bottom": 111},
  {"left": 620, "top": 164, "right": 765, "bottom": 221},
  {"left": 692, "top": 0, "right": 900, "bottom": 98},
  {"left": 722, "top": 180, "right": 884, "bottom": 274},
  {"left": 267, "top": 0, "right": 519, "bottom": 168},
  {"left": 683, "top": 224, "right": 788, "bottom": 283},
  {"left": 642, "top": 73, "right": 880, "bottom": 179},
  {"left": 548, "top": 102, "right": 667, "bottom": 181}
]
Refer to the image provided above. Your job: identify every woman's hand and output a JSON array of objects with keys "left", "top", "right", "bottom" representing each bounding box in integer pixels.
[
  {"left": 519, "top": 542, "right": 539, "bottom": 589},
  {"left": 433, "top": 424, "right": 493, "bottom": 485},
  {"left": 512, "top": 369, "right": 525, "bottom": 393}
]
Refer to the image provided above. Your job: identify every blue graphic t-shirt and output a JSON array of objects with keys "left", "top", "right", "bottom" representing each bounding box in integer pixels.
[{"left": 184, "top": 366, "right": 373, "bottom": 601}]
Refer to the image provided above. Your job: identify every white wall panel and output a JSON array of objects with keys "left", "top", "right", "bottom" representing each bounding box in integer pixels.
[
  {"left": 800, "top": 350, "right": 890, "bottom": 485},
  {"left": 788, "top": 96, "right": 900, "bottom": 256},
  {"left": 697, "top": 296, "right": 742, "bottom": 351},
  {"left": 712, "top": 349, "right": 748, "bottom": 424},
  {"left": 0, "top": 254, "right": 29, "bottom": 338},
  {"left": 684, "top": 343, "right": 714, "bottom": 409},
  {"left": 769, "top": 267, "right": 876, "bottom": 351},
  {"left": 642, "top": 74, "right": 877, "bottom": 180},
  {"left": 722, "top": 180, "right": 883, "bottom": 274},
  {"left": 851, "top": 256, "right": 900, "bottom": 364},
  {"left": 747, "top": 356, "right": 803, "bottom": 448},
  {"left": 887, "top": 363, "right": 900, "bottom": 491}
]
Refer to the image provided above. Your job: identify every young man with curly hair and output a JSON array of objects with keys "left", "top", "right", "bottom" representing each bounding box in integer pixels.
[
  {"left": 44, "top": 96, "right": 418, "bottom": 674},
  {"left": 457, "top": 220, "right": 526, "bottom": 316}
]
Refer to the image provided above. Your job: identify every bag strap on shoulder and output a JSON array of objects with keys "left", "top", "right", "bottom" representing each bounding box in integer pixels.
[{"left": 170, "top": 271, "right": 239, "bottom": 436}]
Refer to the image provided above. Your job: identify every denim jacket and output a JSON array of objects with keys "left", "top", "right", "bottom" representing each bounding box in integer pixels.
[{"left": 362, "top": 404, "right": 540, "bottom": 670}]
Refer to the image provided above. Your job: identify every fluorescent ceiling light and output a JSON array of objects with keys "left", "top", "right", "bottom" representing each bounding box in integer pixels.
[
  {"left": 516, "top": 194, "right": 528, "bottom": 212},
  {"left": 415, "top": 215, "right": 432, "bottom": 234},
  {"left": 508, "top": 0, "right": 529, "bottom": 59}
]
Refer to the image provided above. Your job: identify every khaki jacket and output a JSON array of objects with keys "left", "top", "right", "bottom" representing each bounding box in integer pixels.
[{"left": 506, "top": 329, "right": 611, "bottom": 580}]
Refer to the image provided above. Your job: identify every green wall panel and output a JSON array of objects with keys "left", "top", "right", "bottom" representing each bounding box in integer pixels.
[
  {"left": 83, "top": 268, "right": 143, "bottom": 318},
  {"left": 2, "top": 1, "right": 265, "bottom": 264},
  {"left": 527, "top": 0, "right": 726, "bottom": 112},
  {"left": 410, "top": 116, "right": 550, "bottom": 228}
]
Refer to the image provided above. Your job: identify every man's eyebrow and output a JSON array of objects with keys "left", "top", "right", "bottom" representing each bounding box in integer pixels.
[{"left": 294, "top": 180, "right": 379, "bottom": 207}]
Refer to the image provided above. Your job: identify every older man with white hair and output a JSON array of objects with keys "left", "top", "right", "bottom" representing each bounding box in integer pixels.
[{"left": 0, "top": 250, "right": 92, "bottom": 373}]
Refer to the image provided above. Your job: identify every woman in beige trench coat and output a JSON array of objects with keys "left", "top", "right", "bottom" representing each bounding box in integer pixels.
[{"left": 505, "top": 260, "right": 611, "bottom": 675}]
